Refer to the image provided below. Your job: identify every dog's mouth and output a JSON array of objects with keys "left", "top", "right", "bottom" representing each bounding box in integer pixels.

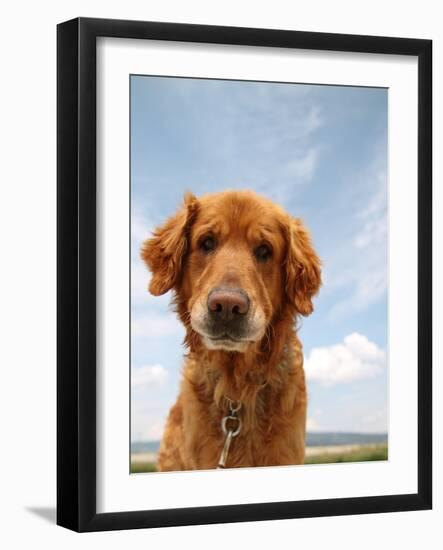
[
  {"left": 202, "top": 333, "right": 250, "bottom": 352},
  {"left": 207, "top": 333, "right": 249, "bottom": 343},
  {"left": 196, "top": 327, "right": 261, "bottom": 352}
]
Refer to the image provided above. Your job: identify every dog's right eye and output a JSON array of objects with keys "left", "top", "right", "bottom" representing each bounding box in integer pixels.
[{"left": 200, "top": 236, "right": 217, "bottom": 254}]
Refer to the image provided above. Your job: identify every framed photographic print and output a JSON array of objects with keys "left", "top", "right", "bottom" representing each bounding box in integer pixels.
[{"left": 57, "top": 17, "right": 432, "bottom": 532}]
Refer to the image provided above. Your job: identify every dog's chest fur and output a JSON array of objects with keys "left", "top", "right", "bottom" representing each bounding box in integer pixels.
[{"left": 157, "top": 335, "right": 307, "bottom": 470}]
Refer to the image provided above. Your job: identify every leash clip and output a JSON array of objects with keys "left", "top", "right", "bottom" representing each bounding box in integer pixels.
[{"left": 217, "top": 398, "right": 242, "bottom": 469}]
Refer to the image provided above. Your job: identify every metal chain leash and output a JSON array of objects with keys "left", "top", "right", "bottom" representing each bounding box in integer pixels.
[{"left": 217, "top": 397, "right": 242, "bottom": 469}]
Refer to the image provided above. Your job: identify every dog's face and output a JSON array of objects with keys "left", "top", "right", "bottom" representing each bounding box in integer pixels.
[{"left": 142, "top": 191, "right": 321, "bottom": 353}]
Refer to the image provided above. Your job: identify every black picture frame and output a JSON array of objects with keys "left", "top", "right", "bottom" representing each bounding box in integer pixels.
[{"left": 57, "top": 17, "right": 432, "bottom": 532}]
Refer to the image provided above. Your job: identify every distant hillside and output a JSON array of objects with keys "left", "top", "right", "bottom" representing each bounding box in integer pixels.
[
  {"left": 131, "top": 440, "right": 161, "bottom": 454},
  {"left": 305, "top": 432, "right": 387, "bottom": 446},
  {"left": 131, "top": 432, "right": 387, "bottom": 454}
]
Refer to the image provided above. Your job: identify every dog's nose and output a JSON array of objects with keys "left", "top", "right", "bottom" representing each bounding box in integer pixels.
[{"left": 207, "top": 288, "right": 250, "bottom": 320}]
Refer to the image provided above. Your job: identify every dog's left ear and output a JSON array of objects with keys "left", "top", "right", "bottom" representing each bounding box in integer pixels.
[
  {"left": 284, "top": 217, "right": 322, "bottom": 316},
  {"left": 141, "top": 192, "right": 199, "bottom": 296}
]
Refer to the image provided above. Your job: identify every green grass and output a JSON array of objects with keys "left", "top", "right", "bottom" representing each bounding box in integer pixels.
[
  {"left": 131, "top": 461, "right": 158, "bottom": 473},
  {"left": 304, "top": 444, "right": 388, "bottom": 465},
  {"left": 130, "top": 444, "right": 388, "bottom": 473}
]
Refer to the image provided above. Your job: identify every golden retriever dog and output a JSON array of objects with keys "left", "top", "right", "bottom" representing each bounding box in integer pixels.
[{"left": 141, "top": 190, "right": 321, "bottom": 470}]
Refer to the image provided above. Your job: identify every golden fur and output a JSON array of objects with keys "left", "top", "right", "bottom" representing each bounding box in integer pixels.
[{"left": 141, "top": 190, "right": 321, "bottom": 470}]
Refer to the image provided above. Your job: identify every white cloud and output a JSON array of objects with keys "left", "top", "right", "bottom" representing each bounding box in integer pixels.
[
  {"left": 285, "top": 147, "right": 318, "bottom": 183},
  {"left": 131, "top": 365, "right": 172, "bottom": 441},
  {"left": 132, "top": 261, "right": 149, "bottom": 302},
  {"left": 131, "top": 211, "right": 155, "bottom": 304},
  {"left": 131, "top": 401, "right": 168, "bottom": 441},
  {"left": 132, "top": 311, "right": 183, "bottom": 339},
  {"left": 353, "top": 167, "right": 387, "bottom": 251},
  {"left": 132, "top": 213, "right": 152, "bottom": 249},
  {"left": 326, "top": 143, "right": 387, "bottom": 319},
  {"left": 132, "top": 364, "right": 169, "bottom": 389},
  {"left": 306, "top": 417, "right": 321, "bottom": 432},
  {"left": 132, "top": 416, "right": 166, "bottom": 441},
  {"left": 170, "top": 80, "right": 323, "bottom": 207},
  {"left": 305, "top": 333, "right": 386, "bottom": 386},
  {"left": 349, "top": 169, "right": 388, "bottom": 309},
  {"left": 360, "top": 406, "right": 388, "bottom": 433}
]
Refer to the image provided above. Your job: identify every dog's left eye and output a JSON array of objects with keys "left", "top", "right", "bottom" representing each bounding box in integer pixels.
[
  {"left": 255, "top": 244, "right": 272, "bottom": 262},
  {"left": 200, "top": 236, "right": 217, "bottom": 253}
]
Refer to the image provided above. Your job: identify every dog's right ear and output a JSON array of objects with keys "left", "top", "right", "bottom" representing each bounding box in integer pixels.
[{"left": 141, "top": 193, "right": 199, "bottom": 296}]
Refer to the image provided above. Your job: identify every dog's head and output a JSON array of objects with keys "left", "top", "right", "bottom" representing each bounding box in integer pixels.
[{"left": 142, "top": 190, "right": 321, "bottom": 352}]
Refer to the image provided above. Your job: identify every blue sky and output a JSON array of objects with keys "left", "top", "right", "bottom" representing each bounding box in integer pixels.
[{"left": 130, "top": 75, "right": 388, "bottom": 442}]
